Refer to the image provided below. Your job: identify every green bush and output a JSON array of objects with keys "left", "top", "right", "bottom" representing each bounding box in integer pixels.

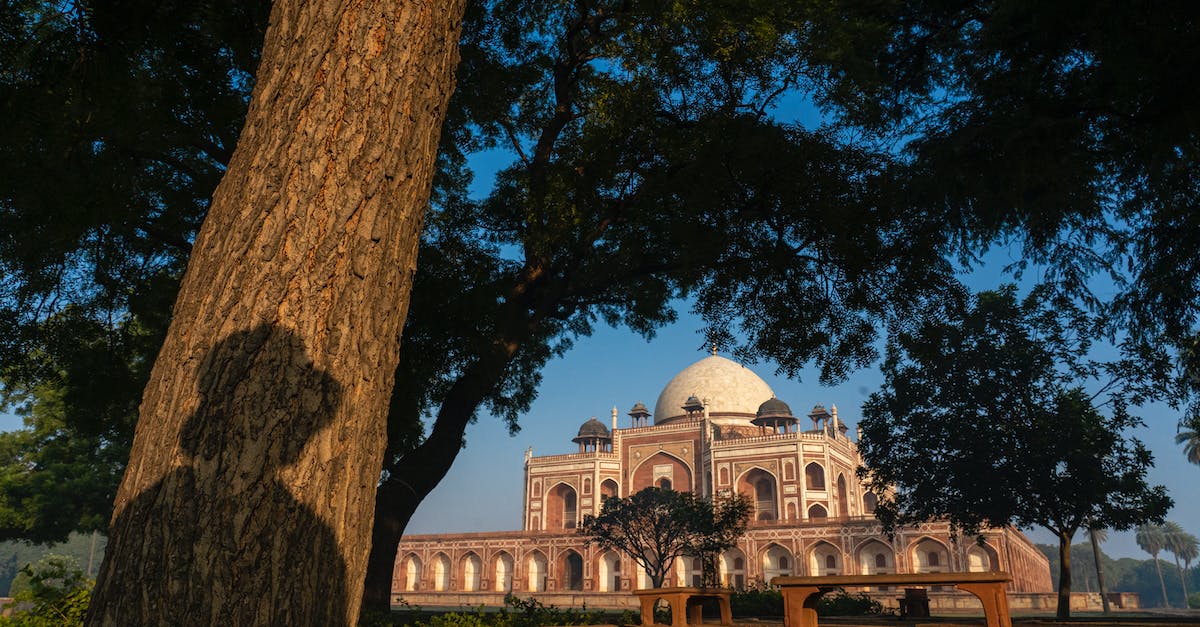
[
  {"left": 1188, "top": 591, "right": 1200, "bottom": 609},
  {"left": 396, "top": 595, "right": 627, "bottom": 627},
  {"left": 730, "top": 585, "right": 884, "bottom": 618},
  {"left": 816, "top": 589, "right": 883, "bottom": 616},
  {"left": 730, "top": 585, "right": 783, "bottom": 616},
  {"left": 0, "top": 555, "right": 92, "bottom": 627}
]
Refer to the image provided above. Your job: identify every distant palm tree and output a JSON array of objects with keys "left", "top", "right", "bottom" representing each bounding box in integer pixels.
[
  {"left": 1178, "top": 419, "right": 1200, "bottom": 465},
  {"left": 1136, "top": 523, "right": 1171, "bottom": 608},
  {"left": 1088, "top": 527, "right": 1111, "bottom": 613},
  {"left": 1179, "top": 535, "right": 1199, "bottom": 609},
  {"left": 1163, "top": 523, "right": 1198, "bottom": 606}
]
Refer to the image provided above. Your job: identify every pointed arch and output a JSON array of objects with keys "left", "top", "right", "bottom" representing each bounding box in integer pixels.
[
  {"left": 600, "top": 478, "right": 619, "bottom": 501},
  {"left": 836, "top": 474, "right": 848, "bottom": 516},
  {"left": 597, "top": 551, "right": 622, "bottom": 592},
  {"left": 631, "top": 451, "right": 693, "bottom": 492},
  {"left": 526, "top": 550, "right": 548, "bottom": 592},
  {"left": 492, "top": 551, "right": 514, "bottom": 592},
  {"left": 807, "top": 503, "right": 828, "bottom": 519},
  {"left": 736, "top": 467, "right": 779, "bottom": 521},
  {"left": 909, "top": 537, "right": 950, "bottom": 573},
  {"left": 545, "top": 481, "right": 578, "bottom": 530},
  {"left": 808, "top": 541, "right": 841, "bottom": 576},
  {"left": 854, "top": 540, "right": 894, "bottom": 575},
  {"left": 966, "top": 542, "right": 1000, "bottom": 572},
  {"left": 805, "top": 462, "right": 825, "bottom": 490},
  {"left": 762, "top": 543, "right": 794, "bottom": 582},
  {"left": 400, "top": 553, "right": 422, "bottom": 591},
  {"left": 721, "top": 548, "right": 747, "bottom": 589},
  {"left": 460, "top": 552, "right": 482, "bottom": 591},
  {"left": 862, "top": 491, "right": 878, "bottom": 514},
  {"left": 560, "top": 549, "right": 584, "bottom": 591},
  {"left": 431, "top": 552, "right": 451, "bottom": 591}
]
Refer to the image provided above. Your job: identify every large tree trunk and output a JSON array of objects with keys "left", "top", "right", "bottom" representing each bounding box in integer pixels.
[
  {"left": 1056, "top": 532, "right": 1072, "bottom": 618},
  {"left": 86, "top": 1, "right": 466, "bottom": 625}
]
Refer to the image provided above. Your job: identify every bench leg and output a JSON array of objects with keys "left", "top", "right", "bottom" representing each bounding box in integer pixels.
[
  {"left": 780, "top": 586, "right": 824, "bottom": 627},
  {"left": 671, "top": 592, "right": 688, "bottom": 627},
  {"left": 640, "top": 595, "right": 657, "bottom": 626},
  {"left": 718, "top": 595, "right": 733, "bottom": 626},
  {"left": 956, "top": 582, "right": 1012, "bottom": 627}
]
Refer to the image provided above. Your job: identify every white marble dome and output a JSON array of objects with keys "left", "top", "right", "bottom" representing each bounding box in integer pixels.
[{"left": 653, "top": 355, "right": 775, "bottom": 424}]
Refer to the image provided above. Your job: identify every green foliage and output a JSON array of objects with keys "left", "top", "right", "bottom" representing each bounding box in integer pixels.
[
  {"left": 816, "top": 589, "right": 884, "bottom": 616},
  {"left": 395, "top": 595, "right": 624, "bottom": 627},
  {"left": 1178, "top": 416, "right": 1200, "bottom": 465},
  {"left": 729, "top": 585, "right": 783, "bottom": 617},
  {"left": 1036, "top": 541, "right": 1200, "bottom": 609},
  {"left": 0, "top": 554, "right": 91, "bottom": 627},
  {"left": 728, "top": 585, "right": 883, "bottom": 617},
  {"left": 0, "top": 0, "right": 269, "bottom": 545},
  {"left": 861, "top": 285, "right": 1171, "bottom": 538},
  {"left": 0, "top": 532, "right": 103, "bottom": 596},
  {"left": 860, "top": 285, "right": 1172, "bottom": 618},
  {"left": 581, "top": 487, "right": 749, "bottom": 589}
]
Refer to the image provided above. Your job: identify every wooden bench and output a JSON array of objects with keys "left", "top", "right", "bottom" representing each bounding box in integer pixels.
[
  {"left": 772, "top": 571, "right": 1013, "bottom": 627},
  {"left": 632, "top": 587, "right": 733, "bottom": 627}
]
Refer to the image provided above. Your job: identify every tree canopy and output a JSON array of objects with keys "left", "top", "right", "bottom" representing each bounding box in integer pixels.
[
  {"left": 859, "top": 285, "right": 1172, "bottom": 617},
  {"left": 2, "top": 0, "right": 1200, "bottom": 614},
  {"left": 580, "top": 487, "right": 749, "bottom": 589}
]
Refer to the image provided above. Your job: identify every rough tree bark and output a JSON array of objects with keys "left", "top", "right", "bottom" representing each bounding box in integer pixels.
[{"left": 86, "top": 1, "right": 467, "bottom": 625}]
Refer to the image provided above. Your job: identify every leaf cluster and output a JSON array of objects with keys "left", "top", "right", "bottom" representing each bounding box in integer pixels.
[
  {"left": 858, "top": 285, "right": 1172, "bottom": 540},
  {"left": 580, "top": 487, "right": 749, "bottom": 588}
]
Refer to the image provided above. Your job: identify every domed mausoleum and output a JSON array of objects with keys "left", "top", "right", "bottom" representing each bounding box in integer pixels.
[{"left": 393, "top": 354, "right": 1053, "bottom": 609}]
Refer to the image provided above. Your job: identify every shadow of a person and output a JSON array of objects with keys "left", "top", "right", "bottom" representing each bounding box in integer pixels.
[{"left": 89, "top": 324, "right": 350, "bottom": 626}]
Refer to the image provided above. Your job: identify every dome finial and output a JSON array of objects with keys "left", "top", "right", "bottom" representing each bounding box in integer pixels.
[{"left": 711, "top": 343, "right": 717, "bottom": 356}]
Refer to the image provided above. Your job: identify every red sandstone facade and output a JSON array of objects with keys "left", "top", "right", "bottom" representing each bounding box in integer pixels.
[{"left": 392, "top": 355, "right": 1052, "bottom": 607}]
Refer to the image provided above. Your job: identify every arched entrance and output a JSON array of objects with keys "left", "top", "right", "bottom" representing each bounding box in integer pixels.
[
  {"left": 598, "top": 552, "right": 622, "bottom": 592},
  {"left": 527, "top": 551, "right": 548, "bottom": 592},
  {"left": 562, "top": 550, "right": 584, "bottom": 590},
  {"left": 737, "top": 468, "right": 778, "bottom": 521},
  {"left": 545, "top": 483, "right": 578, "bottom": 530},
  {"left": 432, "top": 553, "right": 451, "bottom": 591},
  {"left": 722, "top": 549, "right": 747, "bottom": 589},
  {"left": 762, "top": 544, "right": 794, "bottom": 583},
  {"left": 493, "top": 552, "right": 514, "bottom": 592},
  {"left": 856, "top": 540, "right": 894, "bottom": 575},
  {"left": 910, "top": 538, "right": 949, "bottom": 573},
  {"left": 808, "top": 542, "right": 840, "bottom": 576},
  {"left": 400, "top": 554, "right": 421, "bottom": 591},
  {"left": 460, "top": 553, "right": 482, "bottom": 591},
  {"left": 967, "top": 543, "right": 1000, "bottom": 572}
]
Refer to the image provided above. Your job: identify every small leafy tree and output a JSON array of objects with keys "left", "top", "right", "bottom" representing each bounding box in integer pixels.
[
  {"left": 581, "top": 488, "right": 749, "bottom": 589},
  {"left": 859, "top": 286, "right": 1172, "bottom": 619}
]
